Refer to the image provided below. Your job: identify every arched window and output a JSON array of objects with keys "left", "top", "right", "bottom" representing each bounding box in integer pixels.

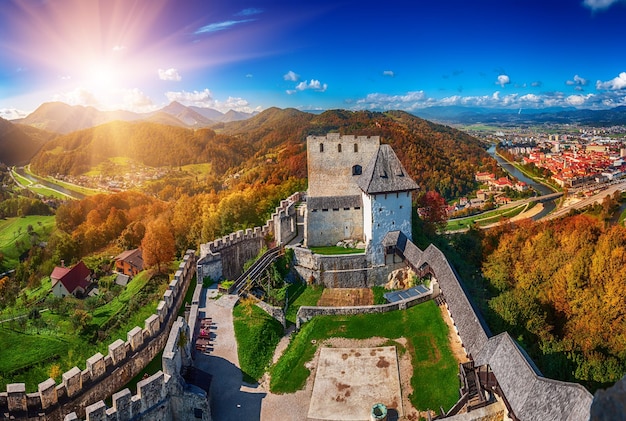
[
  {"left": 320, "top": 143, "right": 324, "bottom": 152},
  {"left": 354, "top": 143, "right": 358, "bottom": 152},
  {"left": 338, "top": 143, "right": 342, "bottom": 152},
  {"left": 352, "top": 165, "right": 362, "bottom": 176}
]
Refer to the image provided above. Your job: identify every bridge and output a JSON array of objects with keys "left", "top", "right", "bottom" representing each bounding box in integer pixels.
[{"left": 228, "top": 246, "right": 285, "bottom": 295}]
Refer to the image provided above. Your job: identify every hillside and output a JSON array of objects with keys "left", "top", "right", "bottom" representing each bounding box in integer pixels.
[
  {"left": 0, "top": 117, "right": 54, "bottom": 165},
  {"left": 29, "top": 108, "right": 494, "bottom": 200}
]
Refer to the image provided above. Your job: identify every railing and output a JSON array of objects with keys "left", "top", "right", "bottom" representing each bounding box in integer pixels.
[{"left": 228, "top": 246, "right": 284, "bottom": 295}]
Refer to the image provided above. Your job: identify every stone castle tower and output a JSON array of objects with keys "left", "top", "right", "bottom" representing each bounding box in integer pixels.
[{"left": 304, "top": 133, "right": 418, "bottom": 263}]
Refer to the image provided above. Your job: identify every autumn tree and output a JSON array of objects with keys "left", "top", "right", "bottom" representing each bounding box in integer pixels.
[
  {"left": 417, "top": 190, "right": 448, "bottom": 234},
  {"left": 141, "top": 218, "right": 176, "bottom": 273}
]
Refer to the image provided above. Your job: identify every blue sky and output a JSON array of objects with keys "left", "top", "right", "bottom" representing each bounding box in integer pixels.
[{"left": 1, "top": 0, "right": 626, "bottom": 119}]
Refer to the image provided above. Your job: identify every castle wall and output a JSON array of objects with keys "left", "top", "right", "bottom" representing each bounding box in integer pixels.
[
  {"left": 305, "top": 207, "right": 363, "bottom": 247},
  {"left": 307, "top": 134, "right": 380, "bottom": 197},
  {"left": 292, "top": 247, "right": 404, "bottom": 288},
  {"left": 197, "top": 192, "right": 300, "bottom": 282},
  {"left": 0, "top": 251, "right": 197, "bottom": 421}
]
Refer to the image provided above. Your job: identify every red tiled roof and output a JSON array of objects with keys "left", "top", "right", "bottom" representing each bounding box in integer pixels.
[{"left": 51, "top": 261, "right": 91, "bottom": 294}]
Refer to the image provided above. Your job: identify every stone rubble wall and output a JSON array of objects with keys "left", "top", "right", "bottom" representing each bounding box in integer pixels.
[
  {"left": 0, "top": 250, "right": 196, "bottom": 421},
  {"left": 197, "top": 192, "right": 301, "bottom": 282}
]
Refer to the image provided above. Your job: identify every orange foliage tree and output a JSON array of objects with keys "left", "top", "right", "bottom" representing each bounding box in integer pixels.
[{"left": 141, "top": 218, "right": 176, "bottom": 273}]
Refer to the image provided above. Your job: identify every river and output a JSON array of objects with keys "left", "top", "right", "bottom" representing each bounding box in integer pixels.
[
  {"left": 487, "top": 145, "right": 556, "bottom": 219},
  {"left": 15, "top": 167, "right": 85, "bottom": 200}
]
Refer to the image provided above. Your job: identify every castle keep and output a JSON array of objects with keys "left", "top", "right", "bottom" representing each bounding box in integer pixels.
[{"left": 304, "top": 134, "right": 418, "bottom": 265}]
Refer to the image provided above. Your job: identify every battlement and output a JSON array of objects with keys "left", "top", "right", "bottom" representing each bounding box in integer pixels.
[
  {"left": 197, "top": 192, "right": 300, "bottom": 282},
  {"left": 0, "top": 250, "right": 196, "bottom": 420}
]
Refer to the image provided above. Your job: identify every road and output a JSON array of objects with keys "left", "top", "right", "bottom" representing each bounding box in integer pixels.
[{"left": 542, "top": 180, "right": 626, "bottom": 220}]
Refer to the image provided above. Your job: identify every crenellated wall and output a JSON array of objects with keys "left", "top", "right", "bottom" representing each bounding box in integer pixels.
[
  {"left": 0, "top": 250, "right": 197, "bottom": 421},
  {"left": 67, "top": 316, "right": 210, "bottom": 421},
  {"left": 197, "top": 192, "right": 301, "bottom": 281}
]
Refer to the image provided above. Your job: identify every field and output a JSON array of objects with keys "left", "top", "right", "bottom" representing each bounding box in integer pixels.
[
  {"left": 270, "top": 300, "right": 460, "bottom": 412},
  {"left": 0, "top": 215, "right": 56, "bottom": 268},
  {"left": 24, "top": 165, "right": 102, "bottom": 197},
  {"left": 317, "top": 288, "right": 373, "bottom": 306},
  {"left": 10, "top": 168, "right": 68, "bottom": 199},
  {"left": 446, "top": 202, "right": 529, "bottom": 231}
]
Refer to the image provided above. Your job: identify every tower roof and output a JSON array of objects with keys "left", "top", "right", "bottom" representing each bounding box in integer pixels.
[{"left": 357, "top": 144, "right": 419, "bottom": 194}]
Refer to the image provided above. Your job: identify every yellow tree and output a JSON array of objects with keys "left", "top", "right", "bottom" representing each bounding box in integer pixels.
[{"left": 141, "top": 218, "right": 176, "bottom": 273}]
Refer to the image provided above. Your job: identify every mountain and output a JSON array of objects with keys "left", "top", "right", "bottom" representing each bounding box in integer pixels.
[
  {"left": 28, "top": 108, "right": 494, "bottom": 200},
  {"left": 414, "top": 105, "right": 626, "bottom": 126},
  {"left": 159, "top": 101, "right": 215, "bottom": 126},
  {"left": 0, "top": 117, "right": 54, "bottom": 165},
  {"left": 16, "top": 102, "right": 144, "bottom": 134},
  {"left": 189, "top": 106, "right": 225, "bottom": 121}
]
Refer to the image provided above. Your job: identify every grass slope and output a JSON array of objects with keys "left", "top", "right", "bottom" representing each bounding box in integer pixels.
[
  {"left": 0, "top": 215, "right": 55, "bottom": 268},
  {"left": 285, "top": 283, "right": 324, "bottom": 325},
  {"left": 233, "top": 303, "right": 283, "bottom": 382},
  {"left": 270, "top": 300, "right": 459, "bottom": 412}
]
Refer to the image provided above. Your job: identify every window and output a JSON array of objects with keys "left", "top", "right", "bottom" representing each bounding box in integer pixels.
[
  {"left": 354, "top": 143, "right": 358, "bottom": 152},
  {"left": 338, "top": 143, "right": 342, "bottom": 152},
  {"left": 352, "top": 165, "right": 362, "bottom": 176},
  {"left": 320, "top": 143, "right": 324, "bottom": 152}
]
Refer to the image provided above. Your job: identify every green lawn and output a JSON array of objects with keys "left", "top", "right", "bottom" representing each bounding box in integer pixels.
[
  {"left": 446, "top": 203, "right": 528, "bottom": 231},
  {"left": 91, "top": 271, "right": 152, "bottom": 327},
  {"left": 285, "top": 283, "right": 324, "bottom": 325},
  {"left": 0, "top": 328, "right": 71, "bottom": 375},
  {"left": 25, "top": 165, "right": 102, "bottom": 197},
  {"left": 309, "top": 246, "right": 365, "bottom": 255},
  {"left": 11, "top": 167, "right": 74, "bottom": 199},
  {"left": 270, "top": 300, "right": 459, "bottom": 412},
  {"left": 0, "top": 215, "right": 56, "bottom": 268},
  {"left": 233, "top": 303, "right": 284, "bottom": 382}
]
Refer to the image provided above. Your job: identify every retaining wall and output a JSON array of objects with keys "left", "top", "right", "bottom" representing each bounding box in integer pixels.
[
  {"left": 295, "top": 287, "right": 432, "bottom": 329},
  {"left": 0, "top": 250, "right": 197, "bottom": 421},
  {"left": 292, "top": 246, "right": 404, "bottom": 288}
]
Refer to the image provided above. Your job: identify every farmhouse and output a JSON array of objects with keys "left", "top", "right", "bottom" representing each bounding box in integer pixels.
[
  {"left": 114, "top": 248, "right": 144, "bottom": 277},
  {"left": 50, "top": 260, "right": 92, "bottom": 298}
]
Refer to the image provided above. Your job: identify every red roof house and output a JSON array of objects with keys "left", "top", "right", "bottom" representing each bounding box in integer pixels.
[{"left": 51, "top": 261, "right": 92, "bottom": 298}]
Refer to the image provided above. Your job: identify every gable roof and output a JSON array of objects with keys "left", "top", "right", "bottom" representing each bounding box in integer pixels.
[
  {"left": 357, "top": 144, "right": 419, "bottom": 194},
  {"left": 475, "top": 333, "right": 593, "bottom": 421},
  {"left": 115, "top": 248, "right": 144, "bottom": 269},
  {"left": 51, "top": 261, "right": 91, "bottom": 294}
]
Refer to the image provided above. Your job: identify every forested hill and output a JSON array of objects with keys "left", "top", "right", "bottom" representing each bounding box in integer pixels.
[
  {"left": 0, "top": 117, "right": 55, "bottom": 166},
  {"left": 29, "top": 108, "right": 495, "bottom": 200}
]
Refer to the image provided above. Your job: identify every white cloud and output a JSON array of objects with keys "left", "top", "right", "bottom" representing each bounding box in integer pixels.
[
  {"left": 165, "top": 89, "right": 259, "bottom": 113},
  {"left": 158, "top": 68, "right": 182, "bottom": 82},
  {"left": 583, "top": 0, "right": 624, "bottom": 10},
  {"left": 596, "top": 72, "right": 626, "bottom": 90},
  {"left": 496, "top": 74, "right": 510, "bottom": 87},
  {"left": 122, "top": 88, "right": 154, "bottom": 110},
  {"left": 283, "top": 70, "right": 300, "bottom": 82},
  {"left": 295, "top": 79, "right": 328, "bottom": 92},
  {"left": 0, "top": 108, "right": 28, "bottom": 120},
  {"left": 286, "top": 89, "right": 297, "bottom": 95},
  {"left": 566, "top": 94, "right": 587, "bottom": 106},
  {"left": 53, "top": 88, "right": 99, "bottom": 107},
  {"left": 245, "top": 74, "right": 253, "bottom": 78},
  {"left": 195, "top": 19, "right": 254, "bottom": 34},
  {"left": 566, "top": 74, "right": 588, "bottom": 86},
  {"left": 531, "top": 81, "right": 542, "bottom": 87},
  {"left": 166, "top": 89, "right": 213, "bottom": 106},
  {"left": 236, "top": 8, "right": 263, "bottom": 16},
  {"left": 383, "top": 70, "right": 395, "bottom": 77}
]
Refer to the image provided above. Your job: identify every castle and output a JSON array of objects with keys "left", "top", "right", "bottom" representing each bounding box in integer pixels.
[{"left": 304, "top": 134, "right": 418, "bottom": 266}]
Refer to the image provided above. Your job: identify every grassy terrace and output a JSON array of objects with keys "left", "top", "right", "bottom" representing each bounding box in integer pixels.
[
  {"left": 309, "top": 246, "right": 365, "bottom": 255},
  {"left": 446, "top": 202, "right": 530, "bottom": 231},
  {"left": 285, "top": 283, "right": 324, "bottom": 325},
  {"left": 269, "top": 300, "right": 459, "bottom": 412},
  {"left": 0, "top": 215, "right": 56, "bottom": 268}
]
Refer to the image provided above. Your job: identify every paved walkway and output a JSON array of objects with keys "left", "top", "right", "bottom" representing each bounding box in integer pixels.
[{"left": 193, "top": 291, "right": 311, "bottom": 421}]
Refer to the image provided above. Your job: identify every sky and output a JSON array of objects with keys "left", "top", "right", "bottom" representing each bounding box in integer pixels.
[{"left": 2, "top": 0, "right": 626, "bottom": 119}]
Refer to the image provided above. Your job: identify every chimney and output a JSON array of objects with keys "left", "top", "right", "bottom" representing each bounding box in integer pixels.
[{"left": 60, "top": 260, "right": 65, "bottom": 268}]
